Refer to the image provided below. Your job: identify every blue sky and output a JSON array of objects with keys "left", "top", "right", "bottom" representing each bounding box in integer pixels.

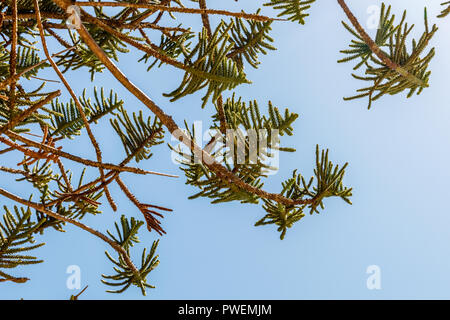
[{"left": 2, "top": 0, "right": 450, "bottom": 299}]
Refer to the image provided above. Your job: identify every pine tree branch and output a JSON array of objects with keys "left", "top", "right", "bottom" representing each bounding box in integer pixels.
[
  {"left": 438, "top": 2, "right": 450, "bottom": 18},
  {"left": 0, "top": 0, "right": 356, "bottom": 290},
  {"left": 0, "top": 90, "right": 61, "bottom": 135},
  {"left": 56, "top": 158, "right": 73, "bottom": 193},
  {"left": 77, "top": 2, "right": 278, "bottom": 22},
  {"left": 3, "top": 17, "right": 184, "bottom": 37},
  {"left": 79, "top": 9, "right": 246, "bottom": 87},
  {"left": 115, "top": 176, "right": 168, "bottom": 236},
  {"left": 44, "top": 126, "right": 167, "bottom": 208},
  {"left": 0, "top": 187, "right": 140, "bottom": 276},
  {"left": 9, "top": 0, "right": 18, "bottom": 112},
  {"left": 60, "top": 10, "right": 314, "bottom": 207},
  {"left": 150, "top": 0, "right": 172, "bottom": 26},
  {"left": 4, "top": 130, "right": 174, "bottom": 177},
  {"left": 70, "top": 285, "right": 88, "bottom": 300},
  {"left": 1, "top": 13, "right": 185, "bottom": 32},
  {"left": 0, "top": 135, "right": 53, "bottom": 162},
  {"left": 198, "top": 0, "right": 213, "bottom": 37},
  {"left": 34, "top": 0, "right": 116, "bottom": 212},
  {"left": 337, "top": 0, "right": 426, "bottom": 87},
  {"left": 44, "top": 27, "right": 73, "bottom": 49},
  {"left": 2, "top": 12, "right": 64, "bottom": 21},
  {"left": 0, "top": 276, "right": 29, "bottom": 283},
  {"left": 0, "top": 166, "right": 28, "bottom": 176},
  {"left": 197, "top": 0, "right": 227, "bottom": 136},
  {"left": 125, "top": 0, "right": 166, "bottom": 30},
  {"left": 0, "top": 46, "right": 76, "bottom": 91}
]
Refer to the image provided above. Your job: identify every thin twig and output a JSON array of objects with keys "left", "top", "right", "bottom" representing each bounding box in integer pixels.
[
  {"left": 5, "top": 130, "right": 175, "bottom": 177},
  {"left": 45, "top": 128, "right": 167, "bottom": 207},
  {"left": 79, "top": 9, "right": 221, "bottom": 78},
  {"left": 77, "top": 2, "right": 277, "bottom": 22},
  {"left": 0, "top": 90, "right": 61, "bottom": 135},
  {"left": 9, "top": 0, "right": 18, "bottom": 111},
  {"left": 116, "top": 176, "right": 167, "bottom": 235},
  {"left": 0, "top": 46, "right": 76, "bottom": 91},
  {"left": 33, "top": 0, "right": 116, "bottom": 211},
  {"left": 198, "top": 0, "right": 227, "bottom": 135}
]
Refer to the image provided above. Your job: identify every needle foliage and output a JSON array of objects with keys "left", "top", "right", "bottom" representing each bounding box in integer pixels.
[{"left": 0, "top": 0, "right": 443, "bottom": 297}]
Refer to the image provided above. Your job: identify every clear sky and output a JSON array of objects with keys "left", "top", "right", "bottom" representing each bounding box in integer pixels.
[{"left": 2, "top": 0, "right": 450, "bottom": 299}]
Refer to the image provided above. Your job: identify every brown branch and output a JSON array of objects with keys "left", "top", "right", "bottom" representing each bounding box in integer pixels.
[
  {"left": 5, "top": 130, "right": 175, "bottom": 177},
  {"left": 0, "top": 46, "right": 76, "bottom": 91},
  {"left": 33, "top": 1, "right": 116, "bottom": 211},
  {"left": 0, "top": 135, "right": 54, "bottom": 163},
  {"left": 0, "top": 186, "right": 140, "bottom": 275},
  {"left": 49, "top": 6, "right": 313, "bottom": 207},
  {"left": 336, "top": 0, "right": 426, "bottom": 87},
  {"left": 44, "top": 27, "right": 73, "bottom": 49},
  {"left": 0, "top": 276, "right": 29, "bottom": 283},
  {"left": 9, "top": 0, "right": 18, "bottom": 111},
  {"left": 79, "top": 10, "right": 208, "bottom": 76},
  {"left": 71, "top": 285, "right": 89, "bottom": 300},
  {"left": 115, "top": 176, "right": 168, "bottom": 236},
  {"left": 0, "top": 90, "right": 61, "bottom": 135},
  {"left": 133, "top": 23, "right": 188, "bottom": 33},
  {"left": 0, "top": 166, "right": 28, "bottom": 176},
  {"left": 58, "top": 8, "right": 243, "bottom": 92},
  {"left": 44, "top": 127, "right": 166, "bottom": 207},
  {"left": 77, "top": 2, "right": 276, "bottom": 22},
  {"left": 56, "top": 158, "right": 73, "bottom": 193},
  {"left": 198, "top": 0, "right": 213, "bottom": 37},
  {"left": 1, "top": 13, "right": 185, "bottom": 33},
  {"left": 2, "top": 12, "right": 64, "bottom": 21},
  {"left": 45, "top": 127, "right": 166, "bottom": 207},
  {"left": 127, "top": 8, "right": 156, "bottom": 30},
  {"left": 197, "top": 0, "right": 227, "bottom": 135}
]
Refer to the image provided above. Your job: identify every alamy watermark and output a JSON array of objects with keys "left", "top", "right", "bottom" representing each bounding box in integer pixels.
[
  {"left": 170, "top": 121, "right": 282, "bottom": 175},
  {"left": 366, "top": 265, "right": 382, "bottom": 290},
  {"left": 66, "top": 265, "right": 82, "bottom": 290},
  {"left": 66, "top": 5, "right": 82, "bottom": 30},
  {"left": 366, "top": 5, "right": 381, "bottom": 30}
]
